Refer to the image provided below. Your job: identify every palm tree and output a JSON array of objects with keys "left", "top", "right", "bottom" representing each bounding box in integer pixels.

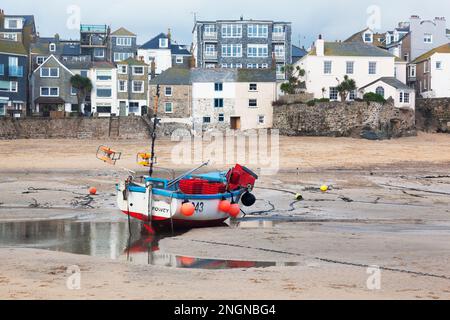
[
  {"left": 336, "top": 75, "right": 357, "bottom": 102},
  {"left": 70, "top": 75, "right": 93, "bottom": 114}
]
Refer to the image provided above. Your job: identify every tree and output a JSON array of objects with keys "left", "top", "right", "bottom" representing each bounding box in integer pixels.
[
  {"left": 336, "top": 75, "right": 356, "bottom": 102},
  {"left": 280, "top": 65, "right": 305, "bottom": 95},
  {"left": 70, "top": 75, "right": 93, "bottom": 114}
]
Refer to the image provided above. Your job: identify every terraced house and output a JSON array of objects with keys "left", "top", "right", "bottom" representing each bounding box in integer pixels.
[
  {"left": 117, "top": 57, "right": 149, "bottom": 116},
  {"left": 30, "top": 55, "right": 77, "bottom": 117},
  {"left": 110, "top": 27, "right": 137, "bottom": 62},
  {"left": 192, "top": 18, "right": 292, "bottom": 79}
]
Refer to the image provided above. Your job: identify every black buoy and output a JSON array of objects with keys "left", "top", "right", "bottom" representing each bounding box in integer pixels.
[{"left": 241, "top": 192, "right": 256, "bottom": 207}]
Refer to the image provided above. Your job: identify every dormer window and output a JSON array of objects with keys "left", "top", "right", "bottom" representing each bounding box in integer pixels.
[
  {"left": 5, "top": 18, "right": 22, "bottom": 29},
  {"left": 49, "top": 43, "right": 56, "bottom": 52},
  {"left": 159, "top": 38, "right": 168, "bottom": 48},
  {"left": 364, "top": 33, "right": 373, "bottom": 43}
]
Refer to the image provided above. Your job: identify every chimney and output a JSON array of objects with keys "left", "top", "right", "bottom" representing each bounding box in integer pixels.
[
  {"left": 316, "top": 34, "right": 324, "bottom": 57},
  {"left": 150, "top": 60, "right": 156, "bottom": 79},
  {"left": 167, "top": 28, "right": 172, "bottom": 42},
  {"left": 54, "top": 33, "right": 60, "bottom": 43},
  {"left": 0, "top": 9, "right": 5, "bottom": 28}
]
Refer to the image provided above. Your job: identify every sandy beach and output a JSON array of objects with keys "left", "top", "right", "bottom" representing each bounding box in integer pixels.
[{"left": 1, "top": 133, "right": 450, "bottom": 300}]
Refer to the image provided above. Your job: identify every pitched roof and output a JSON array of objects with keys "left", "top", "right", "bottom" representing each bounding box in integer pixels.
[
  {"left": 170, "top": 44, "right": 191, "bottom": 55},
  {"left": 359, "top": 77, "right": 412, "bottom": 91},
  {"left": 139, "top": 33, "right": 170, "bottom": 50},
  {"left": 111, "top": 27, "right": 136, "bottom": 37},
  {"left": 91, "top": 61, "right": 116, "bottom": 69},
  {"left": 191, "top": 68, "right": 276, "bottom": 83},
  {"left": 118, "top": 57, "right": 148, "bottom": 66},
  {"left": 310, "top": 41, "right": 394, "bottom": 57},
  {"left": 0, "top": 39, "right": 27, "bottom": 55},
  {"left": 237, "top": 69, "right": 276, "bottom": 82},
  {"left": 1, "top": 15, "right": 35, "bottom": 31},
  {"left": 149, "top": 68, "right": 191, "bottom": 85},
  {"left": 411, "top": 43, "right": 450, "bottom": 64},
  {"left": 344, "top": 28, "right": 386, "bottom": 47},
  {"left": 33, "top": 55, "right": 75, "bottom": 76},
  {"left": 292, "top": 45, "right": 307, "bottom": 63}
]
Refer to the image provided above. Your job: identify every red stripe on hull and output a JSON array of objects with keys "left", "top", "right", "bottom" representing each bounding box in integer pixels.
[{"left": 121, "top": 210, "right": 228, "bottom": 228}]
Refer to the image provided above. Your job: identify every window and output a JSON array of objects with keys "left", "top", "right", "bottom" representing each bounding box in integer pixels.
[
  {"left": 403, "top": 92, "right": 410, "bottom": 103},
  {"left": 436, "top": 61, "right": 443, "bottom": 70},
  {"left": 204, "top": 24, "right": 217, "bottom": 35},
  {"left": 5, "top": 19, "right": 19, "bottom": 29},
  {"left": 364, "top": 33, "right": 373, "bottom": 43},
  {"left": 129, "top": 102, "right": 140, "bottom": 113},
  {"left": 96, "top": 70, "right": 112, "bottom": 81},
  {"left": 247, "top": 44, "right": 268, "bottom": 58},
  {"left": 221, "top": 24, "right": 242, "bottom": 38},
  {"left": 205, "top": 44, "right": 217, "bottom": 56},
  {"left": 2, "top": 33, "right": 18, "bottom": 41},
  {"left": 118, "top": 65, "right": 128, "bottom": 74},
  {"left": 249, "top": 99, "right": 258, "bottom": 108},
  {"left": 164, "top": 102, "right": 173, "bottom": 113},
  {"left": 0, "top": 64, "right": 4, "bottom": 75},
  {"left": 424, "top": 34, "right": 433, "bottom": 43},
  {"left": 424, "top": 61, "right": 429, "bottom": 73},
  {"left": 409, "top": 65, "right": 416, "bottom": 77},
  {"left": 133, "top": 66, "right": 144, "bottom": 75},
  {"left": 132, "top": 81, "right": 144, "bottom": 93},
  {"left": 176, "top": 56, "right": 183, "bottom": 64},
  {"left": 118, "top": 80, "right": 127, "bottom": 92},
  {"left": 80, "top": 70, "right": 88, "bottom": 78},
  {"left": 159, "top": 38, "right": 168, "bottom": 48},
  {"left": 375, "top": 86, "right": 385, "bottom": 97},
  {"left": 249, "top": 83, "right": 257, "bottom": 91},
  {"left": 369, "top": 61, "right": 377, "bottom": 75},
  {"left": 0, "top": 80, "right": 11, "bottom": 92},
  {"left": 36, "top": 56, "right": 46, "bottom": 65},
  {"left": 346, "top": 61, "right": 354, "bottom": 74},
  {"left": 274, "top": 45, "right": 285, "bottom": 57},
  {"left": 273, "top": 25, "right": 284, "bottom": 34},
  {"left": 40, "top": 87, "right": 59, "bottom": 97},
  {"left": 221, "top": 63, "right": 228, "bottom": 68},
  {"left": 205, "top": 63, "right": 216, "bottom": 69},
  {"left": 218, "top": 113, "right": 224, "bottom": 122},
  {"left": 248, "top": 24, "right": 268, "bottom": 38},
  {"left": 349, "top": 90, "right": 356, "bottom": 101},
  {"left": 203, "top": 116, "right": 211, "bottom": 123},
  {"left": 248, "top": 63, "right": 269, "bottom": 69},
  {"left": 214, "top": 98, "right": 224, "bottom": 108},
  {"left": 258, "top": 115, "right": 265, "bottom": 125},
  {"left": 165, "top": 86, "right": 172, "bottom": 96},
  {"left": 97, "top": 105, "right": 112, "bottom": 113},
  {"left": 116, "top": 37, "right": 132, "bottom": 46},
  {"left": 96, "top": 87, "right": 112, "bottom": 97},
  {"left": 40, "top": 67, "right": 59, "bottom": 78},
  {"left": 49, "top": 43, "right": 56, "bottom": 52},
  {"left": 214, "top": 83, "right": 223, "bottom": 91},
  {"left": 71, "top": 86, "right": 77, "bottom": 95},
  {"left": 94, "top": 48, "right": 105, "bottom": 58},
  {"left": 10, "top": 81, "right": 18, "bottom": 92},
  {"left": 222, "top": 44, "right": 242, "bottom": 57},
  {"left": 329, "top": 87, "right": 338, "bottom": 100},
  {"left": 324, "top": 61, "right": 332, "bottom": 74},
  {"left": 114, "top": 52, "right": 133, "bottom": 62}
]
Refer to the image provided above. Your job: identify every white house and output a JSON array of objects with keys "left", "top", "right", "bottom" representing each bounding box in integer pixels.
[
  {"left": 89, "top": 61, "right": 118, "bottom": 117},
  {"left": 358, "top": 77, "right": 415, "bottom": 109},
  {"left": 408, "top": 43, "right": 450, "bottom": 98},
  {"left": 295, "top": 36, "right": 400, "bottom": 101},
  {"left": 191, "top": 68, "right": 276, "bottom": 131}
]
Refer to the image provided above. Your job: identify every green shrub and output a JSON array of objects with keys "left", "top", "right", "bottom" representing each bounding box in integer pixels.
[
  {"left": 306, "top": 98, "right": 330, "bottom": 106},
  {"left": 363, "top": 92, "right": 386, "bottom": 104}
]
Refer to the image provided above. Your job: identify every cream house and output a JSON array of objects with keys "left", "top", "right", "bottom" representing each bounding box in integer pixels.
[
  {"left": 89, "top": 61, "right": 118, "bottom": 117},
  {"left": 358, "top": 77, "right": 415, "bottom": 109},
  {"left": 295, "top": 36, "right": 400, "bottom": 101},
  {"left": 191, "top": 68, "right": 276, "bottom": 131}
]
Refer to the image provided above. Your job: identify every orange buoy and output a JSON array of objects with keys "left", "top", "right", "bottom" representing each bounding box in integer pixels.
[
  {"left": 89, "top": 187, "right": 97, "bottom": 195},
  {"left": 181, "top": 202, "right": 195, "bottom": 217},
  {"left": 228, "top": 203, "right": 241, "bottom": 218},
  {"left": 218, "top": 200, "right": 231, "bottom": 213}
]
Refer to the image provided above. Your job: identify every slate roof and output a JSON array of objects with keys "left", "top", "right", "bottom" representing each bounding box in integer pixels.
[
  {"left": 62, "top": 43, "right": 81, "bottom": 56},
  {"left": 140, "top": 33, "right": 170, "bottom": 50},
  {"left": 292, "top": 45, "right": 307, "bottom": 63},
  {"left": 191, "top": 68, "right": 276, "bottom": 83},
  {"left": 237, "top": 69, "right": 276, "bottom": 82},
  {"left": 359, "top": 77, "right": 412, "bottom": 91},
  {"left": 171, "top": 44, "right": 191, "bottom": 55},
  {"left": 0, "top": 15, "right": 35, "bottom": 32},
  {"left": 31, "top": 37, "right": 81, "bottom": 56},
  {"left": 111, "top": 27, "right": 136, "bottom": 37},
  {"left": 411, "top": 43, "right": 450, "bottom": 64},
  {"left": 344, "top": 28, "right": 386, "bottom": 48},
  {"left": 310, "top": 42, "right": 394, "bottom": 57},
  {"left": 149, "top": 68, "right": 191, "bottom": 85},
  {"left": 0, "top": 39, "right": 27, "bottom": 55},
  {"left": 91, "top": 61, "right": 116, "bottom": 69}
]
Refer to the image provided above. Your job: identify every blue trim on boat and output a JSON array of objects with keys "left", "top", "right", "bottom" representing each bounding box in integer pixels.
[{"left": 119, "top": 184, "right": 242, "bottom": 200}]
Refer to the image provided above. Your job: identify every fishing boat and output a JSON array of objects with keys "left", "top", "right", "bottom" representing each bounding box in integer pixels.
[{"left": 96, "top": 85, "right": 258, "bottom": 231}]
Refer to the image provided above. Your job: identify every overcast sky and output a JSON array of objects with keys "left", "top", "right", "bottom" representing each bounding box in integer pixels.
[{"left": 2, "top": 0, "right": 449, "bottom": 48}]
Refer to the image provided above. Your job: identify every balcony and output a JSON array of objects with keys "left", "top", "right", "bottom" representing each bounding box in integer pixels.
[
  {"left": 203, "top": 32, "right": 218, "bottom": 40},
  {"left": 9, "top": 66, "right": 23, "bottom": 77},
  {"left": 204, "top": 52, "right": 218, "bottom": 61},
  {"left": 276, "top": 72, "right": 286, "bottom": 80},
  {"left": 80, "top": 24, "right": 108, "bottom": 33},
  {"left": 272, "top": 32, "right": 286, "bottom": 42},
  {"left": 274, "top": 54, "right": 286, "bottom": 62}
]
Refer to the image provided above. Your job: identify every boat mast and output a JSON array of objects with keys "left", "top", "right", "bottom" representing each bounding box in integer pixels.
[{"left": 149, "top": 84, "right": 160, "bottom": 177}]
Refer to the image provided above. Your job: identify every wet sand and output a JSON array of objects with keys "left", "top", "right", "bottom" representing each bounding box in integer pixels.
[{"left": 0, "top": 133, "right": 450, "bottom": 300}]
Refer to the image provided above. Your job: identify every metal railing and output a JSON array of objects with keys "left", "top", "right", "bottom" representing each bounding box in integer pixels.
[
  {"left": 204, "top": 51, "right": 218, "bottom": 60},
  {"left": 272, "top": 32, "right": 286, "bottom": 41},
  {"left": 203, "top": 32, "right": 218, "bottom": 40}
]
